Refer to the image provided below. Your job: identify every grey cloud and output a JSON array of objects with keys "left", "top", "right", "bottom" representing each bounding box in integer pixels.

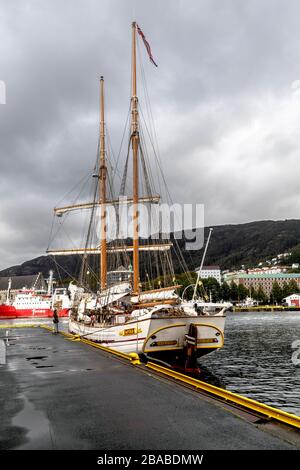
[{"left": 1, "top": 0, "right": 300, "bottom": 269}]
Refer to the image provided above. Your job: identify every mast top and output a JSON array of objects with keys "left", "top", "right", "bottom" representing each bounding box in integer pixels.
[{"left": 100, "top": 75, "right": 104, "bottom": 81}]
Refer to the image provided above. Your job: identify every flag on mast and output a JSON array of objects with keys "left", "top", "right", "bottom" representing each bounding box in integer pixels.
[{"left": 136, "top": 24, "right": 158, "bottom": 67}]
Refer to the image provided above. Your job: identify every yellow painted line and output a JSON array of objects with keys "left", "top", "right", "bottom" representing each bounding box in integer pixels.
[
  {"left": 146, "top": 362, "right": 300, "bottom": 429},
  {"left": 40, "top": 324, "right": 71, "bottom": 335},
  {"left": 0, "top": 323, "right": 39, "bottom": 329},
  {"left": 80, "top": 338, "right": 141, "bottom": 364},
  {"left": 39, "top": 324, "right": 141, "bottom": 365}
]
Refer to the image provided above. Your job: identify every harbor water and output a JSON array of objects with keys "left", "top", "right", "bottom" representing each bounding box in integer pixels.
[{"left": 200, "top": 311, "right": 300, "bottom": 416}]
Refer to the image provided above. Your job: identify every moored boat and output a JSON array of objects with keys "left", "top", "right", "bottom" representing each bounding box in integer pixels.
[
  {"left": 47, "top": 22, "right": 232, "bottom": 371},
  {"left": 0, "top": 272, "right": 70, "bottom": 319}
]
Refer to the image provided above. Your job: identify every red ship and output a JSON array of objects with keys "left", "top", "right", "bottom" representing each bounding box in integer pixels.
[{"left": 0, "top": 272, "right": 70, "bottom": 319}]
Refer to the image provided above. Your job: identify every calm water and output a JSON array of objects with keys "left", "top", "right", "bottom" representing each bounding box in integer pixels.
[{"left": 200, "top": 311, "right": 300, "bottom": 416}]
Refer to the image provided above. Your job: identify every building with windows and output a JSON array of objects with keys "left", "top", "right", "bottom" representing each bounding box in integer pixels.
[
  {"left": 247, "top": 266, "right": 288, "bottom": 275},
  {"left": 107, "top": 266, "right": 132, "bottom": 288},
  {"left": 225, "top": 272, "right": 300, "bottom": 297},
  {"left": 195, "top": 265, "right": 221, "bottom": 284}
]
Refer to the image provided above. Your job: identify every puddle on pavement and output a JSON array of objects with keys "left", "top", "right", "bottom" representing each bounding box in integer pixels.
[
  {"left": 12, "top": 395, "right": 54, "bottom": 449},
  {"left": 35, "top": 365, "right": 54, "bottom": 369},
  {"left": 26, "top": 356, "right": 48, "bottom": 360}
]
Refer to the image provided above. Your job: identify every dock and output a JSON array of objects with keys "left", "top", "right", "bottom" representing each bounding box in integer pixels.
[
  {"left": 233, "top": 305, "right": 300, "bottom": 312},
  {"left": 0, "top": 324, "right": 299, "bottom": 450}
]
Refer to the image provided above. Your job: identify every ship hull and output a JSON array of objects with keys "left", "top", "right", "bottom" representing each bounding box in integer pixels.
[
  {"left": 69, "top": 314, "right": 226, "bottom": 363},
  {"left": 0, "top": 306, "right": 69, "bottom": 319}
]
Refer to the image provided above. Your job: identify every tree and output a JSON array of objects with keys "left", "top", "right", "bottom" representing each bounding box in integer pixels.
[
  {"left": 229, "top": 281, "right": 239, "bottom": 301},
  {"left": 255, "top": 286, "right": 268, "bottom": 304},
  {"left": 202, "top": 277, "right": 221, "bottom": 302},
  {"left": 237, "top": 284, "right": 248, "bottom": 301},
  {"left": 167, "top": 272, "right": 198, "bottom": 299},
  {"left": 220, "top": 281, "right": 231, "bottom": 301},
  {"left": 271, "top": 281, "right": 283, "bottom": 304},
  {"left": 289, "top": 244, "right": 300, "bottom": 265},
  {"left": 250, "top": 287, "right": 258, "bottom": 300},
  {"left": 282, "top": 281, "right": 292, "bottom": 299},
  {"left": 288, "top": 279, "right": 300, "bottom": 294}
]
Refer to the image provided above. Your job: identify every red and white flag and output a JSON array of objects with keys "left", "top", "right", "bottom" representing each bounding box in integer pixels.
[{"left": 136, "top": 24, "right": 158, "bottom": 67}]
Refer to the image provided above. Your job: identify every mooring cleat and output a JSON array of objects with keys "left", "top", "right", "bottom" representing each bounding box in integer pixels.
[
  {"left": 69, "top": 334, "right": 81, "bottom": 341},
  {"left": 128, "top": 352, "right": 141, "bottom": 365}
]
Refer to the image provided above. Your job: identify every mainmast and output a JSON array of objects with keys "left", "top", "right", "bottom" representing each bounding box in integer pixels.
[
  {"left": 99, "top": 76, "right": 107, "bottom": 290},
  {"left": 131, "top": 22, "right": 140, "bottom": 294}
]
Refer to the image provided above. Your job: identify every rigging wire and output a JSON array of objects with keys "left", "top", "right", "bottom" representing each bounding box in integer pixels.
[{"left": 111, "top": 105, "right": 131, "bottom": 185}]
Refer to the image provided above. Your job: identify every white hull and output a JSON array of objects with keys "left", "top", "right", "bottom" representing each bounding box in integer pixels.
[{"left": 69, "top": 313, "right": 226, "bottom": 358}]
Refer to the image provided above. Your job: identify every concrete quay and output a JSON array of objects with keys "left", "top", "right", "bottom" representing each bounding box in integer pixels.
[{"left": 0, "top": 326, "right": 299, "bottom": 450}]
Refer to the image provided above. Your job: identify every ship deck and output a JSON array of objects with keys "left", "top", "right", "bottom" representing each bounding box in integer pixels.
[{"left": 0, "top": 324, "right": 299, "bottom": 450}]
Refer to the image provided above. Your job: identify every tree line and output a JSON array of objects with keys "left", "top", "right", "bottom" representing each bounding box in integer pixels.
[
  {"left": 198, "top": 278, "right": 300, "bottom": 304},
  {"left": 147, "top": 272, "right": 300, "bottom": 304}
]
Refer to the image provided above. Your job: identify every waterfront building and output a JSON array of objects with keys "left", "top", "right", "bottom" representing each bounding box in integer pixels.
[
  {"left": 247, "top": 266, "right": 288, "bottom": 275},
  {"left": 226, "top": 273, "right": 300, "bottom": 296},
  {"left": 223, "top": 265, "right": 293, "bottom": 281},
  {"left": 283, "top": 294, "right": 300, "bottom": 307},
  {"left": 225, "top": 272, "right": 300, "bottom": 297},
  {"left": 195, "top": 265, "right": 221, "bottom": 283}
]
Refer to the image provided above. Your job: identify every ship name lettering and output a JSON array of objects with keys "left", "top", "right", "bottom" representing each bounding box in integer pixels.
[{"left": 119, "top": 327, "right": 142, "bottom": 336}]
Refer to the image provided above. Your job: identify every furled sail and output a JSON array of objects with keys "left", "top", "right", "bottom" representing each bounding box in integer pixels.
[{"left": 131, "top": 286, "right": 181, "bottom": 304}]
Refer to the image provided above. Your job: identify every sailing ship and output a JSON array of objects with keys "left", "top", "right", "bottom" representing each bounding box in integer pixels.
[{"left": 47, "top": 23, "right": 231, "bottom": 370}]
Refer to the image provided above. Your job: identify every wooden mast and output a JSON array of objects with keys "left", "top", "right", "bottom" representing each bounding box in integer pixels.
[
  {"left": 99, "top": 76, "right": 107, "bottom": 290},
  {"left": 131, "top": 21, "right": 140, "bottom": 294}
]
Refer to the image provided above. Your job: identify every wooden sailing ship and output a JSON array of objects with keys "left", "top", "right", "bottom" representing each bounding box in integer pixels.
[{"left": 47, "top": 23, "right": 231, "bottom": 370}]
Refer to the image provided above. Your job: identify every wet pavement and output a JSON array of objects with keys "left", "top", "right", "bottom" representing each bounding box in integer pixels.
[{"left": 0, "top": 326, "right": 299, "bottom": 450}]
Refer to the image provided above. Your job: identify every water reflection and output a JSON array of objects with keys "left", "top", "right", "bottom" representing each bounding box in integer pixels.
[{"left": 199, "top": 311, "right": 300, "bottom": 415}]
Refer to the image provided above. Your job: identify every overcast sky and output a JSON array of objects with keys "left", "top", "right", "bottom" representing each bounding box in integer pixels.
[{"left": 1, "top": 0, "right": 300, "bottom": 269}]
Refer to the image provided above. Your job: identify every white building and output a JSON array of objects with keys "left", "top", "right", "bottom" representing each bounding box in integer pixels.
[
  {"left": 195, "top": 265, "right": 221, "bottom": 283},
  {"left": 248, "top": 266, "right": 287, "bottom": 275},
  {"left": 283, "top": 294, "right": 300, "bottom": 307}
]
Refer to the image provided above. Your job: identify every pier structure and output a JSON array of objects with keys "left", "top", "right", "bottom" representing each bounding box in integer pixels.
[{"left": 0, "top": 323, "right": 299, "bottom": 450}]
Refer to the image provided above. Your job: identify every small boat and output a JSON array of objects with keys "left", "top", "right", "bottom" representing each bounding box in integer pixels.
[{"left": 47, "top": 22, "right": 231, "bottom": 370}]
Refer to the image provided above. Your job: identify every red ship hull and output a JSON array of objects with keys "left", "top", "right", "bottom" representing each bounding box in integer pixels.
[{"left": 0, "top": 306, "right": 69, "bottom": 319}]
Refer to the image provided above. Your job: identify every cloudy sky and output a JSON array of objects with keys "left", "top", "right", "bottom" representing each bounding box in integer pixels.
[{"left": 1, "top": 0, "right": 300, "bottom": 269}]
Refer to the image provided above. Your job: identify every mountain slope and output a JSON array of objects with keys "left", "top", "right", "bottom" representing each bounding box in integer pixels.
[
  {"left": 177, "top": 219, "right": 300, "bottom": 271},
  {"left": 1, "top": 219, "right": 300, "bottom": 279}
]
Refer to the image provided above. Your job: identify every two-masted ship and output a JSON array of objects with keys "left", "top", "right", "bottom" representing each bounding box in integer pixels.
[{"left": 47, "top": 23, "right": 231, "bottom": 370}]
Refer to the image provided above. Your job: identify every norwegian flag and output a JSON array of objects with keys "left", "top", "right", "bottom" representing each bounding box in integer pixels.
[{"left": 136, "top": 24, "right": 158, "bottom": 67}]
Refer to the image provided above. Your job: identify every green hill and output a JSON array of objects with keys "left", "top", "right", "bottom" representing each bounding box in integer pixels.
[{"left": 1, "top": 219, "right": 300, "bottom": 280}]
